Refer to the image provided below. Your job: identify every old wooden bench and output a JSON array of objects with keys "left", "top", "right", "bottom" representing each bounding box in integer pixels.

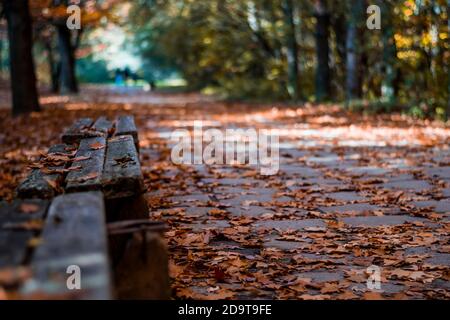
[
  {"left": 0, "top": 192, "right": 111, "bottom": 299},
  {"left": 0, "top": 116, "right": 169, "bottom": 299}
]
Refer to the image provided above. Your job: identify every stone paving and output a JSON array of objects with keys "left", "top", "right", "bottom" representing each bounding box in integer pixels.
[{"left": 140, "top": 101, "right": 450, "bottom": 299}]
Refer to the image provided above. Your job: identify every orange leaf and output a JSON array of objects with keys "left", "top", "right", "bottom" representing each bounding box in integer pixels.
[
  {"left": 19, "top": 203, "right": 40, "bottom": 214},
  {"left": 89, "top": 142, "right": 105, "bottom": 150}
]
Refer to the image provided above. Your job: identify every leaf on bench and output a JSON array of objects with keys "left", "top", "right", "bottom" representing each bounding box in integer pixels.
[
  {"left": 61, "top": 118, "right": 94, "bottom": 144},
  {"left": 72, "top": 155, "right": 91, "bottom": 162},
  {"left": 2, "top": 219, "right": 44, "bottom": 231},
  {"left": 92, "top": 117, "right": 114, "bottom": 136},
  {"left": 89, "top": 141, "right": 105, "bottom": 150},
  {"left": 16, "top": 144, "right": 73, "bottom": 199},
  {"left": 18, "top": 203, "right": 41, "bottom": 214},
  {"left": 76, "top": 172, "right": 99, "bottom": 182}
]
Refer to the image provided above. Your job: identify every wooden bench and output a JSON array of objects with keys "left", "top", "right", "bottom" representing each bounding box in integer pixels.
[
  {"left": 1, "top": 116, "right": 169, "bottom": 299},
  {"left": 0, "top": 192, "right": 110, "bottom": 299}
]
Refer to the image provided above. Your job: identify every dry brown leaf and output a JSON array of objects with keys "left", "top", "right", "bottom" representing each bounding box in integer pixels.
[
  {"left": 89, "top": 142, "right": 105, "bottom": 150},
  {"left": 363, "top": 292, "right": 384, "bottom": 300},
  {"left": 169, "top": 261, "right": 185, "bottom": 279},
  {"left": 336, "top": 291, "right": 359, "bottom": 300},
  {"left": 299, "top": 294, "right": 332, "bottom": 300},
  {"left": 72, "top": 156, "right": 91, "bottom": 162},
  {"left": 3, "top": 219, "right": 44, "bottom": 231},
  {"left": 76, "top": 172, "right": 99, "bottom": 182},
  {"left": 320, "top": 282, "right": 341, "bottom": 294},
  {"left": 27, "top": 237, "right": 43, "bottom": 248},
  {"left": 208, "top": 208, "right": 228, "bottom": 216},
  {"left": 19, "top": 203, "right": 40, "bottom": 214}
]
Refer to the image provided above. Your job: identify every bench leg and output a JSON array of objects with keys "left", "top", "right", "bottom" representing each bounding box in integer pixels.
[
  {"left": 105, "top": 195, "right": 170, "bottom": 299},
  {"left": 105, "top": 194, "right": 148, "bottom": 222},
  {"left": 106, "top": 194, "right": 149, "bottom": 266},
  {"left": 112, "top": 231, "right": 170, "bottom": 300}
]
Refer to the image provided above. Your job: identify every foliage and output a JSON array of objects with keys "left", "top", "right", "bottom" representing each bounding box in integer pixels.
[
  {"left": 128, "top": 0, "right": 449, "bottom": 118},
  {"left": 76, "top": 54, "right": 111, "bottom": 83}
]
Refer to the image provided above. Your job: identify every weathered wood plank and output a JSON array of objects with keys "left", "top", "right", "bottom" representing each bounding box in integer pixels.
[
  {"left": 65, "top": 137, "right": 106, "bottom": 193},
  {"left": 101, "top": 135, "right": 145, "bottom": 199},
  {"left": 61, "top": 118, "right": 94, "bottom": 144},
  {"left": 115, "top": 115, "right": 137, "bottom": 140},
  {"left": 16, "top": 144, "right": 74, "bottom": 199},
  {"left": 0, "top": 199, "right": 49, "bottom": 268},
  {"left": 115, "top": 116, "right": 139, "bottom": 152},
  {"left": 21, "top": 192, "right": 112, "bottom": 300},
  {"left": 92, "top": 117, "right": 114, "bottom": 136}
]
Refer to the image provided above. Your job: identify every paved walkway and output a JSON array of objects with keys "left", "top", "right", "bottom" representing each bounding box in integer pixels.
[
  {"left": 139, "top": 99, "right": 450, "bottom": 300},
  {"left": 1, "top": 86, "right": 449, "bottom": 299}
]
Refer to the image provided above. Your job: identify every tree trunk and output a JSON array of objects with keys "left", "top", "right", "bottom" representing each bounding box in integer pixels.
[
  {"left": 44, "top": 41, "right": 59, "bottom": 93},
  {"left": 282, "top": 0, "right": 301, "bottom": 100},
  {"left": 330, "top": 12, "right": 347, "bottom": 100},
  {"left": 314, "top": 0, "right": 331, "bottom": 102},
  {"left": 2, "top": 0, "right": 40, "bottom": 116},
  {"left": 0, "top": 40, "right": 3, "bottom": 72},
  {"left": 380, "top": 1, "right": 398, "bottom": 102},
  {"left": 345, "top": 0, "right": 365, "bottom": 101},
  {"left": 56, "top": 24, "right": 78, "bottom": 94},
  {"left": 447, "top": 0, "right": 450, "bottom": 119}
]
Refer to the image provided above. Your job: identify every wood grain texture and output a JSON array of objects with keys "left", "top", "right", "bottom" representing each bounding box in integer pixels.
[
  {"left": 22, "top": 192, "right": 112, "bottom": 299},
  {"left": 0, "top": 199, "right": 49, "bottom": 268},
  {"left": 101, "top": 135, "right": 145, "bottom": 199},
  {"left": 65, "top": 137, "right": 106, "bottom": 193}
]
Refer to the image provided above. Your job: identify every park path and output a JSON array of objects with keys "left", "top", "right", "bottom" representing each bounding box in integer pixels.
[
  {"left": 128, "top": 89, "right": 450, "bottom": 300},
  {"left": 0, "top": 86, "right": 449, "bottom": 299}
]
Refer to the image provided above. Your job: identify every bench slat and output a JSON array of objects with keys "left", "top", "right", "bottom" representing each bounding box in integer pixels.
[
  {"left": 102, "top": 135, "right": 145, "bottom": 199},
  {"left": 115, "top": 116, "right": 139, "bottom": 152},
  {"left": 65, "top": 137, "right": 106, "bottom": 193},
  {"left": 92, "top": 117, "right": 114, "bottom": 136},
  {"left": 16, "top": 144, "right": 73, "bottom": 199},
  {"left": 61, "top": 118, "right": 94, "bottom": 144},
  {"left": 22, "top": 192, "right": 112, "bottom": 299},
  {"left": 0, "top": 199, "right": 49, "bottom": 268}
]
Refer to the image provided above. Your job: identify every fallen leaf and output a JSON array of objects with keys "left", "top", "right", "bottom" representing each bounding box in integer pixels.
[
  {"left": 320, "top": 282, "right": 341, "bottom": 294},
  {"left": 169, "top": 261, "right": 185, "bottom": 279},
  {"left": 76, "top": 172, "right": 98, "bottom": 182},
  {"left": 363, "top": 292, "right": 384, "bottom": 300},
  {"left": 336, "top": 291, "right": 359, "bottom": 300},
  {"left": 299, "top": 294, "right": 332, "bottom": 300},
  {"left": 19, "top": 203, "right": 40, "bottom": 214},
  {"left": 72, "top": 156, "right": 91, "bottom": 162},
  {"left": 27, "top": 237, "right": 43, "bottom": 248},
  {"left": 2, "top": 219, "right": 44, "bottom": 231},
  {"left": 89, "top": 142, "right": 105, "bottom": 150},
  {"left": 208, "top": 208, "right": 228, "bottom": 216},
  {"left": 214, "top": 267, "right": 226, "bottom": 282}
]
